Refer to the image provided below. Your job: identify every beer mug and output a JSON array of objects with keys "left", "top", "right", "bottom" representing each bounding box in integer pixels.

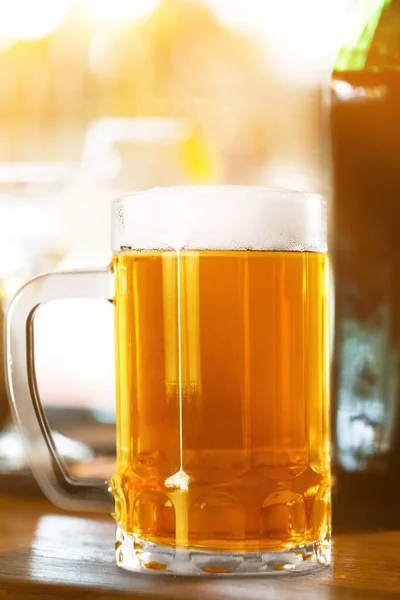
[{"left": 5, "top": 186, "right": 330, "bottom": 575}]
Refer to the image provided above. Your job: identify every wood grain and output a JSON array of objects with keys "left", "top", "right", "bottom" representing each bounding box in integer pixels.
[{"left": 0, "top": 495, "right": 400, "bottom": 599}]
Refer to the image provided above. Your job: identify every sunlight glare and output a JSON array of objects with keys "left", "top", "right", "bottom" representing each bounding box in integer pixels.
[
  {"left": 84, "top": 0, "right": 161, "bottom": 23},
  {"left": 0, "top": 0, "right": 71, "bottom": 40},
  {"left": 203, "top": 0, "right": 363, "bottom": 84}
]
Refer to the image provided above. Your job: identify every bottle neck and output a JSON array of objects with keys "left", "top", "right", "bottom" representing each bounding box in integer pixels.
[
  {"left": 367, "top": 0, "right": 400, "bottom": 69},
  {"left": 334, "top": 0, "right": 400, "bottom": 72}
]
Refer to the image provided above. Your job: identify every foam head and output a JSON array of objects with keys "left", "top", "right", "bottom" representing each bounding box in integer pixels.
[{"left": 111, "top": 186, "right": 327, "bottom": 253}]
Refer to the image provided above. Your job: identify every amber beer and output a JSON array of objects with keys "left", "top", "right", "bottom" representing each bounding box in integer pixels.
[
  {"left": 111, "top": 246, "right": 330, "bottom": 554},
  {"left": 4, "top": 186, "right": 330, "bottom": 574}
]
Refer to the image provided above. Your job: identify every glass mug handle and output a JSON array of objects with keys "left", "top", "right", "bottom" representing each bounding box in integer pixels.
[{"left": 5, "top": 268, "right": 113, "bottom": 512}]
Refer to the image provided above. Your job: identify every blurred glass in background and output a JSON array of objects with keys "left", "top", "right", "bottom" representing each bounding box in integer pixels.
[{"left": 0, "top": 0, "right": 360, "bottom": 481}]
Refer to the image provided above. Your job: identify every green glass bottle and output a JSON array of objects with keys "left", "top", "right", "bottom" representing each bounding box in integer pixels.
[{"left": 331, "top": 0, "right": 400, "bottom": 528}]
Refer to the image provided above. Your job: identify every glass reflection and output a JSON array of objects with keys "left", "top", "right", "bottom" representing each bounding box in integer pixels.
[{"left": 336, "top": 310, "right": 398, "bottom": 471}]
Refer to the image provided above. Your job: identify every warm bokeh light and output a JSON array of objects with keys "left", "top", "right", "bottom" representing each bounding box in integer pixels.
[
  {"left": 83, "top": 0, "right": 162, "bottom": 23},
  {"left": 0, "top": 0, "right": 71, "bottom": 41},
  {"left": 203, "top": 0, "right": 363, "bottom": 83}
]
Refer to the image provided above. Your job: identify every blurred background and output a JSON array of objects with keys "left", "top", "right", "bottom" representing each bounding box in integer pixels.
[{"left": 2, "top": 0, "right": 399, "bottom": 530}]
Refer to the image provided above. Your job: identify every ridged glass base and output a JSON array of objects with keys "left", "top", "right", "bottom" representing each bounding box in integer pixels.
[{"left": 115, "top": 528, "right": 331, "bottom": 576}]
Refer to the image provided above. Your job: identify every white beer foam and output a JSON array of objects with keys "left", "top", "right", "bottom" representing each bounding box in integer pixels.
[{"left": 111, "top": 186, "right": 327, "bottom": 253}]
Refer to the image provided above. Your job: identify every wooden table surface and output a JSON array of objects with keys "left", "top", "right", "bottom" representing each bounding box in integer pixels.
[{"left": 1, "top": 495, "right": 400, "bottom": 600}]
